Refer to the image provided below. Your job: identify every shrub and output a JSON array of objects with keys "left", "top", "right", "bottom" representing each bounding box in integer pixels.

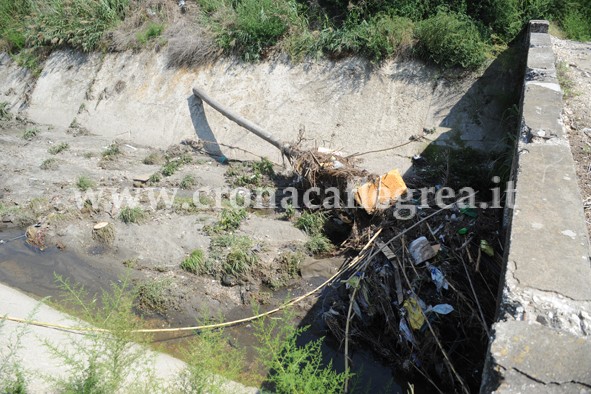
[
  {"left": 136, "top": 22, "right": 164, "bottom": 45},
  {"left": 180, "top": 174, "right": 196, "bottom": 190},
  {"left": 76, "top": 176, "right": 95, "bottom": 191},
  {"left": 40, "top": 158, "right": 59, "bottom": 170},
  {"left": 27, "top": 0, "right": 132, "bottom": 52},
  {"left": 102, "top": 143, "right": 122, "bottom": 160},
  {"left": 135, "top": 277, "right": 173, "bottom": 313},
  {"left": 181, "top": 249, "right": 207, "bottom": 274},
  {"left": 143, "top": 152, "right": 164, "bottom": 165},
  {"left": 305, "top": 234, "right": 334, "bottom": 255},
  {"left": 561, "top": 8, "right": 591, "bottom": 41},
  {"left": 206, "top": 206, "right": 248, "bottom": 234},
  {"left": 23, "top": 128, "right": 39, "bottom": 140},
  {"left": 0, "top": 0, "right": 31, "bottom": 51},
  {"left": 416, "top": 9, "right": 489, "bottom": 69},
  {"left": 295, "top": 211, "right": 326, "bottom": 236},
  {"left": 253, "top": 309, "right": 350, "bottom": 393},
  {"left": 209, "top": 234, "right": 258, "bottom": 278},
  {"left": 48, "top": 142, "right": 69, "bottom": 155},
  {"left": 0, "top": 101, "right": 11, "bottom": 120},
  {"left": 119, "top": 207, "right": 145, "bottom": 224}
]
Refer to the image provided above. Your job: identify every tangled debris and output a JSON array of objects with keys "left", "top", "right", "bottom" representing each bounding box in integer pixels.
[
  {"left": 191, "top": 86, "right": 505, "bottom": 392},
  {"left": 324, "top": 202, "right": 502, "bottom": 393}
]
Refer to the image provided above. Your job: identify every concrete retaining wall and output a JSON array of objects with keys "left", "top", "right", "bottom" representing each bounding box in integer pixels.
[
  {"left": 481, "top": 21, "right": 591, "bottom": 393},
  {"left": 0, "top": 49, "right": 512, "bottom": 175}
]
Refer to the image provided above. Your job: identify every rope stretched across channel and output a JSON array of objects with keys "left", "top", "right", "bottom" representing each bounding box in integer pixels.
[{"left": 2, "top": 231, "right": 382, "bottom": 335}]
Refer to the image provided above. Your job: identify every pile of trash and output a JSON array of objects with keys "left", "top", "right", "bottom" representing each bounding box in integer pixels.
[{"left": 323, "top": 201, "right": 502, "bottom": 393}]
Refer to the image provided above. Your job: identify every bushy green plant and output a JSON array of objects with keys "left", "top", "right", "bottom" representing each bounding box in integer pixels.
[
  {"left": 102, "top": 143, "right": 122, "bottom": 160},
  {"left": 135, "top": 277, "right": 173, "bottom": 313},
  {"left": 305, "top": 233, "right": 334, "bottom": 255},
  {"left": 253, "top": 309, "right": 349, "bottom": 393},
  {"left": 46, "top": 274, "right": 162, "bottom": 393},
  {"left": 209, "top": 234, "right": 258, "bottom": 278},
  {"left": 181, "top": 249, "right": 208, "bottom": 274},
  {"left": 48, "top": 142, "right": 70, "bottom": 155},
  {"left": 0, "top": 0, "right": 31, "bottom": 51},
  {"left": 27, "top": 0, "right": 131, "bottom": 52},
  {"left": 561, "top": 7, "right": 591, "bottom": 41},
  {"left": 23, "top": 128, "right": 39, "bottom": 140},
  {"left": 295, "top": 211, "right": 326, "bottom": 236},
  {"left": 416, "top": 9, "right": 489, "bottom": 69},
  {"left": 119, "top": 206, "right": 145, "bottom": 224},
  {"left": 206, "top": 206, "right": 248, "bottom": 234},
  {"left": 180, "top": 174, "right": 196, "bottom": 190},
  {"left": 0, "top": 101, "right": 11, "bottom": 120},
  {"left": 136, "top": 22, "right": 164, "bottom": 45},
  {"left": 76, "top": 175, "right": 95, "bottom": 191}
]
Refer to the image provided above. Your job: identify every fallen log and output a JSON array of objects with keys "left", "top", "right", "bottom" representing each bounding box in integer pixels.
[{"left": 192, "top": 86, "right": 294, "bottom": 158}]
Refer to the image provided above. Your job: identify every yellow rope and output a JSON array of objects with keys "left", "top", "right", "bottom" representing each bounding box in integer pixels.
[{"left": 2, "top": 230, "right": 382, "bottom": 335}]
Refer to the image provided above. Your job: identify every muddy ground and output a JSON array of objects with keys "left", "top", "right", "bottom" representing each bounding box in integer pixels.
[{"left": 0, "top": 116, "right": 333, "bottom": 327}]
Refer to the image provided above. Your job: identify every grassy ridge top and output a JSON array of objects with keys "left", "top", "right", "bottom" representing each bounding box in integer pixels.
[{"left": 1, "top": 0, "right": 590, "bottom": 72}]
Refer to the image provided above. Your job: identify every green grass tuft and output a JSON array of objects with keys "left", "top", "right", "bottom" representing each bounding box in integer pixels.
[
  {"left": 48, "top": 142, "right": 69, "bottom": 155},
  {"left": 118, "top": 206, "right": 145, "bottom": 224},
  {"left": 0, "top": 101, "right": 12, "bottom": 120},
  {"left": 23, "top": 128, "right": 39, "bottom": 140},
  {"left": 180, "top": 249, "right": 208, "bottom": 274},
  {"left": 76, "top": 176, "right": 95, "bottom": 191}
]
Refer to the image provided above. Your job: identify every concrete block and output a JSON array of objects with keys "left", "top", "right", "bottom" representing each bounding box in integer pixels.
[
  {"left": 527, "top": 46, "right": 556, "bottom": 71},
  {"left": 529, "top": 33, "right": 552, "bottom": 48},
  {"left": 530, "top": 20, "right": 550, "bottom": 33},
  {"left": 508, "top": 144, "right": 591, "bottom": 301},
  {"left": 27, "top": 50, "right": 102, "bottom": 128},
  {"left": 521, "top": 83, "right": 564, "bottom": 140},
  {"left": 484, "top": 321, "right": 591, "bottom": 392},
  {"left": 0, "top": 53, "right": 34, "bottom": 112}
]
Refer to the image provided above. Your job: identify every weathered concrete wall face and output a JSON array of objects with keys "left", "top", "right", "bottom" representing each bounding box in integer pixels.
[
  {"left": 481, "top": 21, "right": 591, "bottom": 393},
  {"left": 0, "top": 48, "right": 516, "bottom": 175},
  {"left": 27, "top": 50, "right": 102, "bottom": 128},
  {"left": 0, "top": 53, "right": 35, "bottom": 112}
]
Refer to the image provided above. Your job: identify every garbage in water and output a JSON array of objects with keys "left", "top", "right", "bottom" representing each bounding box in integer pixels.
[
  {"left": 409, "top": 236, "right": 437, "bottom": 265},
  {"left": 457, "top": 227, "right": 468, "bottom": 235},
  {"left": 480, "top": 240, "right": 494, "bottom": 257},
  {"left": 429, "top": 304, "right": 454, "bottom": 315},
  {"left": 460, "top": 207, "right": 478, "bottom": 218},
  {"left": 428, "top": 265, "right": 449, "bottom": 292},
  {"left": 354, "top": 169, "right": 407, "bottom": 214},
  {"left": 403, "top": 297, "right": 426, "bottom": 330}
]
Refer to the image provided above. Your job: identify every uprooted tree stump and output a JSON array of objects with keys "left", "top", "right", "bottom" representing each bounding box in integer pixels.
[{"left": 93, "top": 222, "right": 115, "bottom": 246}]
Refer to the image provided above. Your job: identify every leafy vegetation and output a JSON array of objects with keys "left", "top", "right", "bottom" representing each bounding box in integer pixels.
[
  {"left": 47, "top": 274, "right": 161, "bottom": 393},
  {"left": 119, "top": 206, "right": 145, "bottom": 224},
  {"left": 206, "top": 206, "right": 248, "bottom": 234},
  {"left": 136, "top": 22, "right": 164, "bottom": 46},
  {"left": 48, "top": 142, "right": 69, "bottom": 155},
  {"left": 23, "top": 128, "right": 39, "bottom": 140},
  {"left": 180, "top": 174, "right": 196, "bottom": 190},
  {"left": 226, "top": 157, "right": 275, "bottom": 188},
  {"left": 295, "top": 211, "right": 334, "bottom": 255},
  {"left": 0, "top": 101, "right": 12, "bottom": 120},
  {"left": 253, "top": 309, "right": 350, "bottom": 393},
  {"left": 40, "top": 158, "right": 59, "bottom": 170},
  {"left": 208, "top": 234, "right": 258, "bottom": 278},
  {"left": 76, "top": 175, "right": 95, "bottom": 191},
  {"left": 102, "top": 143, "right": 122, "bottom": 160},
  {"left": 180, "top": 249, "right": 207, "bottom": 274}
]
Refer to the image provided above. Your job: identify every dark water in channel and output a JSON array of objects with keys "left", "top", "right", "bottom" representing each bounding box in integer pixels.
[{"left": 0, "top": 227, "right": 405, "bottom": 393}]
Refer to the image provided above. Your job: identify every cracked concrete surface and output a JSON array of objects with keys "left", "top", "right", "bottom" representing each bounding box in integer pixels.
[{"left": 482, "top": 21, "right": 591, "bottom": 393}]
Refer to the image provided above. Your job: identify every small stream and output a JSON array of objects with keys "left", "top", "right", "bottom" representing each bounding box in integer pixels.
[{"left": 0, "top": 227, "right": 405, "bottom": 393}]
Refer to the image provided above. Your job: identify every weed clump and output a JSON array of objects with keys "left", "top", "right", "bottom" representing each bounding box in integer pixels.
[
  {"left": 48, "top": 142, "right": 69, "bottom": 155},
  {"left": 76, "top": 175, "right": 95, "bottom": 191},
  {"left": 143, "top": 151, "right": 165, "bottom": 165},
  {"left": 135, "top": 277, "right": 174, "bottom": 313},
  {"left": 40, "top": 158, "right": 59, "bottom": 170},
  {"left": 226, "top": 157, "right": 275, "bottom": 188},
  {"left": 208, "top": 234, "right": 258, "bottom": 278},
  {"left": 180, "top": 249, "right": 208, "bottom": 274},
  {"left": 119, "top": 207, "right": 145, "bottom": 224},
  {"left": 136, "top": 22, "right": 164, "bottom": 46},
  {"left": 295, "top": 211, "right": 334, "bottom": 255},
  {"left": 180, "top": 174, "right": 196, "bottom": 190},
  {"left": 416, "top": 9, "right": 489, "bottom": 69},
  {"left": 22, "top": 128, "right": 39, "bottom": 140},
  {"left": 206, "top": 206, "right": 248, "bottom": 234},
  {"left": 0, "top": 102, "right": 10, "bottom": 120},
  {"left": 102, "top": 143, "right": 122, "bottom": 160}
]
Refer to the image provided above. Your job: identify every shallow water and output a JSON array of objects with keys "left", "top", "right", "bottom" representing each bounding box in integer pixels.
[{"left": 0, "top": 227, "right": 405, "bottom": 393}]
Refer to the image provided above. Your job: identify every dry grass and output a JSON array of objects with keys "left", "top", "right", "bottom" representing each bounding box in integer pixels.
[{"left": 165, "top": 19, "right": 219, "bottom": 68}]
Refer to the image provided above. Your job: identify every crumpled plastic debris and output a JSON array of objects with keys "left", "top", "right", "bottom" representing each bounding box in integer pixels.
[
  {"left": 460, "top": 207, "right": 478, "bottom": 218},
  {"left": 403, "top": 297, "right": 425, "bottom": 330},
  {"left": 354, "top": 169, "right": 407, "bottom": 214},
  {"left": 480, "top": 239, "right": 494, "bottom": 257},
  {"left": 409, "top": 236, "right": 437, "bottom": 265},
  {"left": 457, "top": 227, "right": 468, "bottom": 235},
  {"left": 429, "top": 265, "right": 449, "bottom": 292},
  {"left": 399, "top": 318, "right": 416, "bottom": 345},
  {"left": 428, "top": 304, "right": 454, "bottom": 315}
]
